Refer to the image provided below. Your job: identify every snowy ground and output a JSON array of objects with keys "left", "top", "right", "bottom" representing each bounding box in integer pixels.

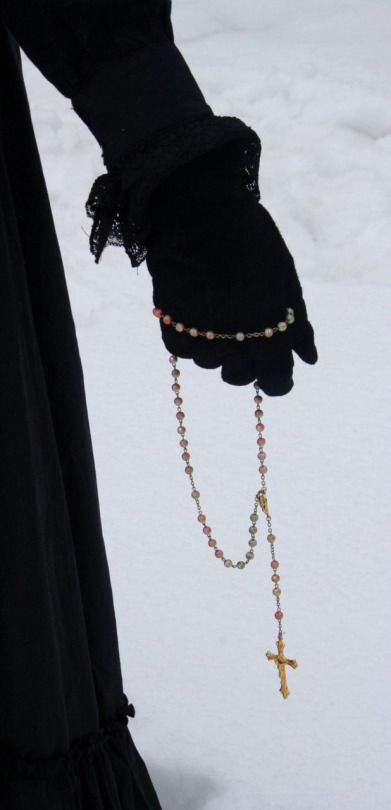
[{"left": 22, "top": 2, "right": 391, "bottom": 809}]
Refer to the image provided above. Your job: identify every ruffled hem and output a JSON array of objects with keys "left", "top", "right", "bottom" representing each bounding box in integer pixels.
[
  {"left": 85, "top": 113, "right": 261, "bottom": 268},
  {"left": 0, "top": 694, "right": 162, "bottom": 810}
]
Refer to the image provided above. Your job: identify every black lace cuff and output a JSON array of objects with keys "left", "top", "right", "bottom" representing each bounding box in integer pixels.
[{"left": 84, "top": 114, "right": 262, "bottom": 267}]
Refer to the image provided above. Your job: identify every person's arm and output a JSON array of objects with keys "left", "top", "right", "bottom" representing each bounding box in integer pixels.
[{"left": 0, "top": 0, "right": 261, "bottom": 266}]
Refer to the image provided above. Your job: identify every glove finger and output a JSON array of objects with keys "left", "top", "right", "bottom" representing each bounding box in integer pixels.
[
  {"left": 252, "top": 332, "right": 295, "bottom": 396},
  {"left": 160, "top": 323, "right": 196, "bottom": 359},
  {"left": 221, "top": 345, "right": 256, "bottom": 386},
  {"left": 192, "top": 338, "right": 228, "bottom": 370},
  {"left": 291, "top": 319, "right": 318, "bottom": 365}
]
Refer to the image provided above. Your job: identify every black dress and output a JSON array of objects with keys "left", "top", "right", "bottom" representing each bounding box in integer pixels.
[{"left": 0, "top": 2, "right": 260, "bottom": 807}]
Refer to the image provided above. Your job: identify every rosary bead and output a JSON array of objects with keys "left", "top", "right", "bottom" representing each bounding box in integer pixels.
[
  {"left": 185, "top": 465, "right": 193, "bottom": 474},
  {"left": 249, "top": 539, "right": 257, "bottom": 547},
  {"left": 271, "top": 574, "right": 280, "bottom": 582},
  {"left": 236, "top": 332, "right": 245, "bottom": 341},
  {"left": 153, "top": 307, "right": 163, "bottom": 318},
  {"left": 246, "top": 551, "right": 254, "bottom": 560},
  {"left": 255, "top": 409, "right": 263, "bottom": 418},
  {"left": 174, "top": 397, "right": 183, "bottom": 405},
  {"left": 208, "top": 538, "right": 216, "bottom": 547},
  {"left": 254, "top": 395, "right": 263, "bottom": 404},
  {"left": 175, "top": 322, "right": 185, "bottom": 332},
  {"left": 256, "top": 423, "right": 264, "bottom": 432},
  {"left": 271, "top": 560, "right": 280, "bottom": 569},
  {"left": 257, "top": 437, "right": 266, "bottom": 446},
  {"left": 206, "top": 331, "right": 215, "bottom": 340},
  {"left": 278, "top": 321, "right": 287, "bottom": 331},
  {"left": 224, "top": 559, "right": 233, "bottom": 567},
  {"left": 264, "top": 327, "right": 274, "bottom": 338},
  {"left": 258, "top": 451, "right": 266, "bottom": 460},
  {"left": 237, "top": 561, "right": 246, "bottom": 569},
  {"left": 250, "top": 512, "right": 258, "bottom": 522},
  {"left": 259, "top": 465, "right": 268, "bottom": 474},
  {"left": 272, "top": 587, "right": 282, "bottom": 596},
  {"left": 181, "top": 452, "right": 190, "bottom": 461},
  {"left": 198, "top": 514, "right": 206, "bottom": 522},
  {"left": 202, "top": 526, "right": 211, "bottom": 535},
  {"left": 176, "top": 411, "right": 185, "bottom": 420},
  {"left": 171, "top": 369, "right": 180, "bottom": 378},
  {"left": 172, "top": 383, "right": 180, "bottom": 392},
  {"left": 191, "top": 489, "right": 200, "bottom": 498},
  {"left": 275, "top": 610, "right": 284, "bottom": 620},
  {"left": 249, "top": 526, "right": 258, "bottom": 535},
  {"left": 177, "top": 426, "right": 186, "bottom": 435},
  {"left": 190, "top": 327, "right": 199, "bottom": 337},
  {"left": 215, "top": 549, "right": 223, "bottom": 558},
  {"left": 179, "top": 438, "right": 188, "bottom": 447},
  {"left": 267, "top": 533, "right": 276, "bottom": 542},
  {"left": 286, "top": 311, "right": 295, "bottom": 324},
  {"left": 163, "top": 314, "right": 172, "bottom": 324}
]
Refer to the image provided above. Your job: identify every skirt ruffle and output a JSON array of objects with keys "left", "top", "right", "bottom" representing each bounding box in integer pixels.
[{"left": 0, "top": 694, "right": 162, "bottom": 810}]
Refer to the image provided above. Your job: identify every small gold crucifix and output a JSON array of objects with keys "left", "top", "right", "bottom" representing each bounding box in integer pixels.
[
  {"left": 257, "top": 489, "right": 270, "bottom": 517},
  {"left": 265, "top": 638, "right": 298, "bottom": 699}
]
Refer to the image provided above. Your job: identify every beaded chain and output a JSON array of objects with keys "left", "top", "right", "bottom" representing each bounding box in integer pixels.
[{"left": 152, "top": 305, "right": 299, "bottom": 699}]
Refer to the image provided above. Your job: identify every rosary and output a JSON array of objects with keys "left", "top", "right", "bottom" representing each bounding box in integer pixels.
[{"left": 152, "top": 305, "right": 299, "bottom": 699}]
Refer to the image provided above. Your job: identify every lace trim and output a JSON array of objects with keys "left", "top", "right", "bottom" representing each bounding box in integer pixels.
[
  {"left": 85, "top": 115, "right": 261, "bottom": 267},
  {"left": 0, "top": 693, "right": 135, "bottom": 789}
]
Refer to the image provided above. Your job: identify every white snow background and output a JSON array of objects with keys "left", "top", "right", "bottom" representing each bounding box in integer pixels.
[{"left": 21, "top": 1, "right": 391, "bottom": 809}]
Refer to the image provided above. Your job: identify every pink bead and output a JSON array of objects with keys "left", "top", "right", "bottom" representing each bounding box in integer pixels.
[
  {"left": 184, "top": 465, "right": 193, "bottom": 474},
  {"left": 265, "top": 328, "right": 274, "bottom": 338},
  {"left": 191, "top": 489, "right": 200, "bottom": 498},
  {"left": 181, "top": 452, "right": 190, "bottom": 461},
  {"left": 256, "top": 423, "right": 264, "bottom": 432},
  {"left": 257, "top": 437, "right": 266, "bottom": 446},
  {"left": 174, "top": 396, "right": 183, "bottom": 405},
  {"left": 153, "top": 307, "right": 163, "bottom": 318},
  {"left": 259, "top": 465, "right": 268, "bottom": 474},
  {"left": 180, "top": 439, "right": 188, "bottom": 447},
  {"left": 203, "top": 526, "right": 211, "bottom": 535},
  {"left": 208, "top": 538, "right": 216, "bottom": 547},
  {"left": 255, "top": 409, "right": 263, "bottom": 418},
  {"left": 177, "top": 426, "right": 186, "bottom": 435},
  {"left": 176, "top": 411, "right": 185, "bottom": 420},
  {"left": 275, "top": 610, "right": 284, "bottom": 620},
  {"left": 272, "top": 588, "right": 281, "bottom": 596},
  {"left": 267, "top": 533, "right": 275, "bottom": 542},
  {"left": 198, "top": 514, "right": 206, "bottom": 523},
  {"left": 254, "top": 395, "right": 263, "bottom": 404},
  {"left": 171, "top": 369, "right": 180, "bottom": 378},
  {"left": 172, "top": 383, "right": 180, "bottom": 392},
  {"left": 163, "top": 314, "right": 172, "bottom": 324},
  {"left": 271, "top": 560, "right": 279, "bottom": 569},
  {"left": 271, "top": 574, "right": 280, "bottom": 582},
  {"left": 206, "top": 331, "right": 215, "bottom": 340},
  {"left": 214, "top": 549, "right": 223, "bottom": 558}
]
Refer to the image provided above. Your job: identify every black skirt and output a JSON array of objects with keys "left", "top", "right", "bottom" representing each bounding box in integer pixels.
[{"left": 0, "top": 21, "right": 163, "bottom": 810}]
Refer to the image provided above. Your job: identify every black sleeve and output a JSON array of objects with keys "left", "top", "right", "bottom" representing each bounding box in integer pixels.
[{"left": 0, "top": 1, "right": 261, "bottom": 267}]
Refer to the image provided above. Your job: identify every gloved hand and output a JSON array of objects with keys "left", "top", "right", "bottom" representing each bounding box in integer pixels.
[{"left": 145, "top": 139, "right": 318, "bottom": 396}]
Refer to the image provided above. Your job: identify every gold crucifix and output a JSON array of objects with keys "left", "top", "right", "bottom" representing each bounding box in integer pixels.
[{"left": 265, "top": 638, "right": 298, "bottom": 699}]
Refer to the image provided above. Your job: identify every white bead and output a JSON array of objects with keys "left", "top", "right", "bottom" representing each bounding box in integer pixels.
[
  {"left": 236, "top": 332, "right": 245, "bottom": 341},
  {"left": 175, "top": 322, "right": 185, "bottom": 332},
  {"left": 286, "top": 313, "right": 295, "bottom": 324},
  {"left": 278, "top": 321, "right": 287, "bottom": 331},
  {"left": 264, "top": 328, "right": 274, "bottom": 338}
]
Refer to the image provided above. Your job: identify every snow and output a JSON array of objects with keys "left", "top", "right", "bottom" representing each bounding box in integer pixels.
[{"left": 21, "top": 1, "right": 391, "bottom": 808}]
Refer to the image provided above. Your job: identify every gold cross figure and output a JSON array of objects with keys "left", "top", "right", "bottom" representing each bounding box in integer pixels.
[{"left": 265, "top": 638, "right": 298, "bottom": 699}]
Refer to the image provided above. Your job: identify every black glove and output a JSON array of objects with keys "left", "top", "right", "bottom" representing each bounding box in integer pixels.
[{"left": 145, "top": 140, "right": 318, "bottom": 396}]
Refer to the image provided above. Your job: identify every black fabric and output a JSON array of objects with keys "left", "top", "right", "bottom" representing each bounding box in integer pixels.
[
  {"left": 145, "top": 140, "right": 318, "bottom": 394},
  {"left": 0, "top": 5, "right": 171, "bottom": 809}
]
